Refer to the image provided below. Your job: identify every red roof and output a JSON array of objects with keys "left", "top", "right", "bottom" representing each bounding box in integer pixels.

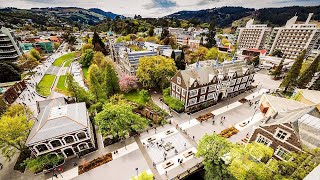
[{"left": 248, "top": 48, "right": 267, "bottom": 55}]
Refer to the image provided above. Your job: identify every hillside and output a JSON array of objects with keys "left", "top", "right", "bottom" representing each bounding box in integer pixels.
[
  {"left": 166, "top": 5, "right": 320, "bottom": 28},
  {"left": 0, "top": 7, "right": 121, "bottom": 29}
]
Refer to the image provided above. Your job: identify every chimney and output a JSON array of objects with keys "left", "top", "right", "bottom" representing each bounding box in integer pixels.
[{"left": 305, "top": 13, "right": 313, "bottom": 24}]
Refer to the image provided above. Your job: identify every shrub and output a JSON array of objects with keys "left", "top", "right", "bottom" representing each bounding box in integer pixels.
[{"left": 163, "top": 87, "right": 184, "bottom": 112}]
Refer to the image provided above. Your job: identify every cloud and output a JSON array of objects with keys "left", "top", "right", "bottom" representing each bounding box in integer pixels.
[
  {"left": 144, "top": 0, "right": 177, "bottom": 9},
  {"left": 196, "top": 0, "right": 222, "bottom": 6}
]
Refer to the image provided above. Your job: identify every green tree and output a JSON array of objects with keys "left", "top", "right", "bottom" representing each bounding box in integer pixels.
[
  {"left": 23, "top": 154, "right": 64, "bottom": 173},
  {"left": 53, "top": 42, "right": 60, "bottom": 50},
  {"left": 280, "top": 50, "right": 306, "bottom": 92},
  {"left": 137, "top": 56, "right": 177, "bottom": 89},
  {"left": 297, "top": 55, "right": 320, "bottom": 88},
  {"left": 139, "top": 90, "right": 150, "bottom": 103},
  {"left": 148, "top": 26, "right": 154, "bottom": 37},
  {"left": 272, "top": 49, "right": 283, "bottom": 58},
  {"left": 309, "top": 75, "right": 320, "bottom": 90},
  {"left": 30, "top": 48, "right": 41, "bottom": 61},
  {"left": 92, "top": 32, "right": 108, "bottom": 55},
  {"left": 272, "top": 58, "right": 284, "bottom": 78},
  {"left": 81, "top": 43, "right": 94, "bottom": 53},
  {"left": 160, "top": 28, "right": 169, "bottom": 41},
  {"left": 131, "top": 171, "right": 154, "bottom": 180},
  {"left": 205, "top": 18, "right": 217, "bottom": 48},
  {"left": 66, "top": 73, "right": 91, "bottom": 105},
  {"left": 92, "top": 51, "right": 107, "bottom": 69},
  {"left": 196, "top": 133, "right": 233, "bottom": 180},
  {"left": 171, "top": 51, "right": 176, "bottom": 60},
  {"left": 95, "top": 98, "right": 148, "bottom": 140},
  {"left": 104, "top": 62, "right": 120, "bottom": 97},
  {"left": 0, "top": 105, "right": 33, "bottom": 160},
  {"left": 80, "top": 49, "right": 94, "bottom": 67},
  {"left": 0, "top": 63, "right": 21, "bottom": 83},
  {"left": 189, "top": 46, "right": 209, "bottom": 63},
  {"left": 88, "top": 64, "right": 106, "bottom": 102}
]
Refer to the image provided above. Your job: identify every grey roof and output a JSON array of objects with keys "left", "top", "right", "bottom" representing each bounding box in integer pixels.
[
  {"left": 264, "top": 94, "right": 309, "bottom": 114},
  {"left": 304, "top": 164, "right": 320, "bottom": 180},
  {"left": 297, "top": 113, "right": 320, "bottom": 148},
  {"left": 297, "top": 89, "right": 320, "bottom": 104},
  {"left": 26, "top": 97, "right": 88, "bottom": 145},
  {"left": 180, "top": 61, "right": 253, "bottom": 87}
]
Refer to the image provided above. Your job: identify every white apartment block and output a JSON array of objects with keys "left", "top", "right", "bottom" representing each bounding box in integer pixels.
[
  {"left": 0, "top": 27, "right": 23, "bottom": 61},
  {"left": 236, "top": 19, "right": 271, "bottom": 50},
  {"left": 265, "top": 13, "right": 319, "bottom": 60}
]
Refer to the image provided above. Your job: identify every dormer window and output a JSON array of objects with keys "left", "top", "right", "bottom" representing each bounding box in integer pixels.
[
  {"left": 194, "top": 82, "right": 197, "bottom": 87},
  {"left": 275, "top": 129, "right": 289, "bottom": 141},
  {"left": 177, "top": 77, "right": 181, "bottom": 85}
]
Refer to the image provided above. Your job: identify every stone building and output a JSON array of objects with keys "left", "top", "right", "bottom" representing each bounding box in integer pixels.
[
  {"left": 26, "top": 97, "right": 95, "bottom": 159},
  {"left": 170, "top": 60, "right": 255, "bottom": 112}
]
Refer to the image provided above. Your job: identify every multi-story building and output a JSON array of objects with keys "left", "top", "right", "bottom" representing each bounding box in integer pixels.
[
  {"left": 143, "top": 42, "right": 172, "bottom": 55},
  {"left": 0, "top": 27, "right": 23, "bottom": 61},
  {"left": 118, "top": 47, "right": 157, "bottom": 75},
  {"left": 236, "top": 19, "right": 271, "bottom": 50},
  {"left": 170, "top": 60, "right": 255, "bottom": 112},
  {"left": 265, "top": 13, "right": 319, "bottom": 59},
  {"left": 26, "top": 97, "right": 96, "bottom": 158},
  {"left": 249, "top": 94, "right": 320, "bottom": 160}
]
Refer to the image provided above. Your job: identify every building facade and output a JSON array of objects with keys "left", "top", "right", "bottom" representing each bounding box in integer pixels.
[
  {"left": 26, "top": 97, "right": 96, "bottom": 159},
  {"left": 0, "top": 27, "right": 23, "bottom": 61},
  {"left": 170, "top": 61, "right": 255, "bottom": 112},
  {"left": 236, "top": 19, "right": 271, "bottom": 50},
  {"left": 265, "top": 13, "right": 318, "bottom": 59}
]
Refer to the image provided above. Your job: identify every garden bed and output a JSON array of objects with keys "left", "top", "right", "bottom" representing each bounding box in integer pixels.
[
  {"left": 53, "top": 52, "right": 75, "bottom": 66},
  {"left": 219, "top": 127, "right": 239, "bottom": 138},
  {"left": 78, "top": 153, "right": 113, "bottom": 175},
  {"left": 36, "top": 74, "right": 56, "bottom": 97},
  {"left": 56, "top": 75, "right": 67, "bottom": 91},
  {"left": 196, "top": 113, "right": 213, "bottom": 122}
]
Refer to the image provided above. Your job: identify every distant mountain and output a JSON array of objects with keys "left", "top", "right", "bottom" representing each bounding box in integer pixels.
[
  {"left": 89, "top": 8, "right": 122, "bottom": 19},
  {"left": 165, "top": 6, "right": 320, "bottom": 28}
]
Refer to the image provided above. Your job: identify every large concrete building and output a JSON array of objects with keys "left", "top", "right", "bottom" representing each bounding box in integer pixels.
[
  {"left": 0, "top": 27, "right": 23, "bottom": 61},
  {"left": 170, "top": 60, "right": 255, "bottom": 112},
  {"left": 265, "top": 13, "right": 319, "bottom": 59},
  {"left": 236, "top": 19, "right": 271, "bottom": 50}
]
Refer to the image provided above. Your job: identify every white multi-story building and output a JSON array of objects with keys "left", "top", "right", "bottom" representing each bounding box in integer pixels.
[
  {"left": 236, "top": 19, "right": 271, "bottom": 50},
  {"left": 265, "top": 13, "right": 319, "bottom": 59},
  {"left": 143, "top": 42, "right": 172, "bottom": 55},
  {"left": 0, "top": 27, "right": 23, "bottom": 61}
]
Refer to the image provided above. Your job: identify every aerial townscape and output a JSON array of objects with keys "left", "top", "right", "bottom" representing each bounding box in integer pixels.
[{"left": 1, "top": 0, "right": 320, "bottom": 180}]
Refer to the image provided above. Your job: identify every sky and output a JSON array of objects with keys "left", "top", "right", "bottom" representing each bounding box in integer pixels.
[{"left": 0, "top": 0, "right": 319, "bottom": 17}]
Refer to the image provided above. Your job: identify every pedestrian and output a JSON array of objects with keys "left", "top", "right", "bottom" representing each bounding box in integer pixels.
[
  {"left": 165, "top": 171, "right": 168, "bottom": 176},
  {"left": 192, "top": 136, "right": 195, "bottom": 140},
  {"left": 184, "top": 143, "right": 186, "bottom": 149},
  {"left": 212, "top": 120, "right": 215, "bottom": 125}
]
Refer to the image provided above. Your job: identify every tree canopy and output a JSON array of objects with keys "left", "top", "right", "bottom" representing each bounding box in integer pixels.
[
  {"left": 0, "top": 62, "right": 21, "bottom": 83},
  {"left": 137, "top": 56, "right": 177, "bottom": 89},
  {"left": 80, "top": 49, "right": 94, "bottom": 67},
  {"left": 297, "top": 55, "right": 320, "bottom": 88}
]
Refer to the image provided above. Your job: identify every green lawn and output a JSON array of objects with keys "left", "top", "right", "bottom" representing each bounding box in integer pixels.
[
  {"left": 124, "top": 90, "right": 150, "bottom": 106},
  {"left": 56, "top": 75, "right": 67, "bottom": 91},
  {"left": 36, "top": 74, "right": 56, "bottom": 97},
  {"left": 53, "top": 52, "right": 75, "bottom": 66},
  {"left": 64, "top": 59, "right": 73, "bottom": 67},
  {"left": 82, "top": 66, "right": 89, "bottom": 79}
]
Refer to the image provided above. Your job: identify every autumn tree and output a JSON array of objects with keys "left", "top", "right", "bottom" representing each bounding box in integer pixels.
[
  {"left": 92, "top": 51, "right": 107, "bottom": 69},
  {"left": 280, "top": 50, "right": 306, "bottom": 92},
  {"left": 188, "top": 46, "right": 208, "bottom": 63},
  {"left": 81, "top": 43, "right": 94, "bottom": 53},
  {"left": 0, "top": 104, "right": 33, "bottom": 160},
  {"left": 131, "top": 171, "right": 154, "bottom": 180},
  {"left": 119, "top": 74, "right": 138, "bottom": 93},
  {"left": 137, "top": 56, "right": 177, "bottom": 89},
  {"left": 297, "top": 54, "right": 320, "bottom": 88},
  {"left": 30, "top": 48, "right": 41, "bottom": 61},
  {"left": 196, "top": 133, "right": 233, "bottom": 180}
]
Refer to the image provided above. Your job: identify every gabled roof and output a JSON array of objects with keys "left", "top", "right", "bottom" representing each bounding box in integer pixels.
[
  {"left": 26, "top": 97, "right": 88, "bottom": 145},
  {"left": 264, "top": 94, "right": 309, "bottom": 114},
  {"left": 296, "top": 89, "right": 320, "bottom": 104}
]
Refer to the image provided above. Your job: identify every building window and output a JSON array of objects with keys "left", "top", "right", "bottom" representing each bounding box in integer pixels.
[
  {"left": 275, "top": 129, "right": 288, "bottom": 140},
  {"left": 208, "top": 85, "right": 215, "bottom": 92},
  {"left": 207, "top": 93, "right": 214, "bottom": 100},
  {"left": 256, "top": 135, "right": 271, "bottom": 146},
  {"left": 78, "top": 143, "right": 88, "bottom": 151},
  {"left": 172, "top": 92, "right": 176, "bottom": 97},
  {"left": 77, "top": 132, "right": 87, "bottom": 140},
  {"left": 177, "top": 77, "right": 181, "bottom": 85},
  {"left": 64, "top": 136, "right": 75, "bottom": 144},
  {"left": 50, "top": 140, "right": 62, "bottom": 148},
  {"left": 194, "top": 82, "right": 197, "bottom": 87},
  {"left": 35, "top": 144, "right": 48, "bottom": 152},
  {"left": 189, "top": 89, "right": 198, "bottom": 97},
  {"left": 181, "top": 89, "right": 186, "bottom": 97},
  {"left": 201, "top": 87, "right": 207, "bottom": 94},
  {"left": 176, "top": 86, "right": 181, "bottom": 94},
  {"left": 199, "top": 95, "right": 205, "bottom": 102},
  {"left": 275, "top": 147, "right": 289, "bottom": 160},
  {"left": 172, "top": 83, "right": 176, "bottom": 91},
  {"left": 188, "top": 98, "right": 197, "bottom": 106}
]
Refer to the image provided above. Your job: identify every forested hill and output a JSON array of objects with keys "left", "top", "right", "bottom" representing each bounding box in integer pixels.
[{"left": 165, "top": 6, "right": 320, "bottom": 28}]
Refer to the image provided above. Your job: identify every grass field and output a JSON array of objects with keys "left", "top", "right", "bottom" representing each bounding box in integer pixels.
[
  {"left": 64, "top": 59, "right": 73, "bottom": 67},
  {"left": 53, "top": 52, "right": 75, "bottom": 66},
  {"left": 124, "top": 90, "right": 150, "bottom": 106},
  {"left": 56, "top": 75, "right": 67, "bottom": 91},
  {"left": 36, "top": 74, "right": 56, "bottom": 97},
  {"left": 82, "top": 66, "right": 89, "bottom": 79}
]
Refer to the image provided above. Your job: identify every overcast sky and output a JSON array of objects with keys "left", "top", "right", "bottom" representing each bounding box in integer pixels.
[{"left": 1, "top": 0, "right": 319, "bottom": 17}]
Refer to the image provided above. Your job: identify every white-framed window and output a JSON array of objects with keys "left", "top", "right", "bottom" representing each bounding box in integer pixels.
[
  {"left": 181, "top": 89, "right": 186, "bottom": 97},
  {"left": 176, "top": 86, "right": 181, "bottom": 94},
  {"left": 207, "top": 93, "right": 214, "bottom": 100},
  {"left": 188, "top": 98, "right": 197, "bottom": 106},
  {"left": 189, "top": 89, "right": 198, "bottom": 97},
  {"left": 176, "top": 93, "right": 180, "bottom": 99},
  {"left": 275, "top": 146, "right": 289, "bottom": 160},
  {"left": 201, "top": 87, "right": 207, "bottom": 94},
  {"left": 194, "top": 82, "right": 197, "bottom": 87},
  {"left": 236, "top": 78, "right": 242, "bottom": 84},
  {"left": 199, "top": 95, "right": 205, "bottom": 102},
  {"left": 208, "top": 85, "right": 216, "bottom": 92},
  {"left": 275, "top": 129, "right": 290, "bottom": 141},
  {"left": 177, "top": 77, "right": 181, "bottom": 85},
  {"left": 172, "top": 83, "right": 176, "bottom": 91},
  {"left": 256, "top": 134, "right": 272, "bottom": 146},
  {"left": 172, "top": 92, "right": 176, "bottom": 97}
]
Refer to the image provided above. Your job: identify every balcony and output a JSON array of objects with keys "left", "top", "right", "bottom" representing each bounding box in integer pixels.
[
  {"left": 0, "top": 43, "right": 14, "bottom": 47},
  {"left": 0, "top": 49, "right": 16, "bottom": 53},
  {"left": 0, "top": 54, "right": 18, "bottom": 59},
  {"left": 0, "top": 38, "right": 10, "bottom": 42}
]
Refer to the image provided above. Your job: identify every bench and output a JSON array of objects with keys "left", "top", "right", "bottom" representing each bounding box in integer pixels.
[
  {"left": 162, "top": 161, "right": 174, "bottom": 169},
  {"left": 183, "top": 151, "right": 194, "bottom": 158}
]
